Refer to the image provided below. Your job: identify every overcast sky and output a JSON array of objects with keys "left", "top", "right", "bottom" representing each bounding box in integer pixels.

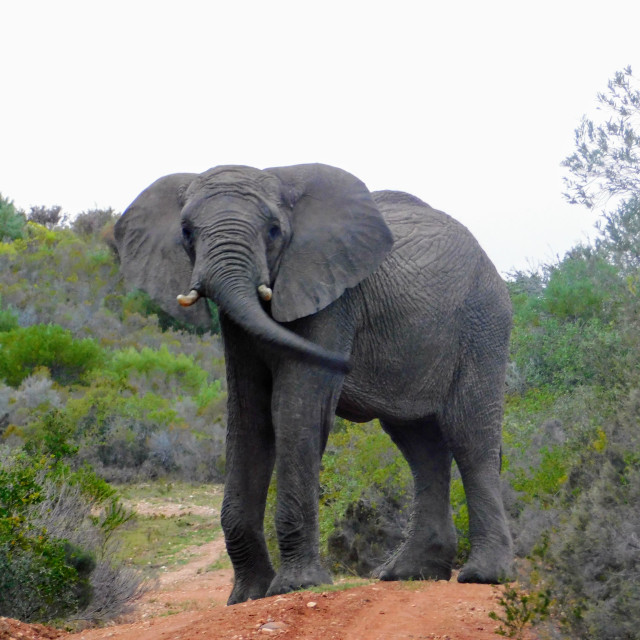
[{"left": 2, "top": 1, "right": 640, "bottom": 274}]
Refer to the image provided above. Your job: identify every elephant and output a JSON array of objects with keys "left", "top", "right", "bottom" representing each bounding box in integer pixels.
[{"left": 114, "top": 163, "right": 513, "bottom": 604}]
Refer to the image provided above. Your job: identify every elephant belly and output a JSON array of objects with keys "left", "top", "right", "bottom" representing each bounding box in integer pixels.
[{"left": 337, "top": 327, "right": 458, "bottom": 424}]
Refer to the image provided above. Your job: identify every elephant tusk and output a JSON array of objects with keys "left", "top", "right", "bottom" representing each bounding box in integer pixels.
[
  {"left": 177, "top": 289, "right": 201, "bottom": 307},
  {"left": 257, "top": 284, "right": 273, "bottom": 301}
]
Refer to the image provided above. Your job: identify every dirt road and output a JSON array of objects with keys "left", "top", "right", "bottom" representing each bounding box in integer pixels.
[{"left": 1, "top": 506, "right": 534, "bottom": 640}]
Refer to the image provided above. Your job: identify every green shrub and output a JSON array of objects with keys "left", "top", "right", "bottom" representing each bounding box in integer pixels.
[
  {"left": 0, "top": 411, "right": 141, "bottom": 624},
  {"left": 540, "top": 250, "right": 622, "bottom": 322},
  {"left": 0, "top": 194, "right": 26, "bottom": 241},
  {"left": 526, "top": 390, "right": 640, "bottom": 639},
  {"left": 0, "top": 447, "right": 91, "bottom": 621},
  {"left": 111, "top": 344, "right": 208, "bottom": 394},
  {"left": 489, "top": 583, "right": 551, "bottom": 639},
  {"left": 116, "top": 289, "right": 218, "bottom": 335},
  {"left": 0, "top": 324, "right": 104, "bottom": 387},
  {"left": 508, "top": 251, "right": 630, "bottom": 392},
  {"left": 54, "top": 373, "right": 225, "bottom": 483},
  {"left": 0, "top": 539, "right": 86, "bottom": 622},
  {"left": 0, "top": 295, "right": 19, "bottom": 332},
  {"left": 320, "top": 420, "right": 412, "bottom": 561},
  {"left": 450, "top": 475, "right": 470, "bottom": 563}
]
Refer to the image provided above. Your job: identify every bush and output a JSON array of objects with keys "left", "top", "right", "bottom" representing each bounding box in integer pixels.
[
  {"left": 110, "top": 344, "right": 212, "bottom": 397},
  {"left": 0, "top": 539, "right": 87, "bottom": 622},
  {"left": 541, "top": 463, "right": 640, "bottom": 639},
  {"left": 0, "top": 411, "right": 143, "bottom": 624},
  {"left": 0, "top": 194, "right": 26, "bottom": 241},
  {"left": 27, "top": 205, "right": 65, "bottom": 229},
  {"left": 0, "top": 295, "right": 19, "bottom": 332},
  {"left": 509, "top": 251, "right": 630, "bottom": 391},
  {"left": 0, "top": 324, "right": 104, "bottom": 387},
  {"left": 320, "top": 420, "right": 413, "bottom": 573},
  {"left": 71, "top": 208, "right": 118, "bottom": 237},
  {"left": 527, "top": 390, "right": 640, "bottom": 639},
  {"left": 112, "top": 288, "right": 220, "bottom": 335},
  {"left": 54, "top": 368, "right": 225, "bottom": 484}
]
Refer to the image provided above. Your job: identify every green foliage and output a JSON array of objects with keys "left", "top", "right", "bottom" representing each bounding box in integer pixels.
[
  {"left": 509, "top": 250, "right": 629, "bottom": 391},
  {"left": 489, "top": 584, "right": 551, "bottom": 639},
  {"left": 0, "top": 294, "right": 19, "bottom": 332},
  {"left": 0, "top": 418, "right": 139, "bottom": 623},
  {"left": 510, "top": 445, "right": 568, "bottom": 508},
  {"left": 450, "top": 476, "right": 470, "bottom": 563},
  {"left": 597, "top": 196, "right": 640, "bottom": 273},
  {"left": 0, "top": 324, "right": 104, "bottom": 387},
  {"left": 49, "top": 369, "right": 225, "bottom": 483},
  {"left": 0, "top": 193, "right": 226, "bottom": 619},
  {"left": 563, "top": 66, "right": 640, "bottom": 211},
  {"left": 116, "top": 288, "right": 219, "bottom": 335},
  {"left": 320, "top": 420, "right": 411, "bottom": 554},
  {"left": 0, "top": 539, "right": 86, "bottom": 622},
  {"left": 110, "top": 344, "right": 210, "bottom": 395},
  {"left": 523, "top": 391, "right": 640, "bottom": 640},
  {"left": 507, "top": 80, "right": 640, "bottom": 631},
  {"left": 0, "top": 194, "right": 26, "bottom": 241},
  {"left": 26, "top": 408, "right": 79, "bottom": 461},
  {"left": 539, "top": 250, "right": 621, "bottom": 321}
]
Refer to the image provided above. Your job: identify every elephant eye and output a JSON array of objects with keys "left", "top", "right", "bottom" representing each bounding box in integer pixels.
[
  {"left": 181, "top": 225, "right": 195, "bottom": 251},
  {"left": 268, "top": 225, "right": 281, "bottom": 240}
]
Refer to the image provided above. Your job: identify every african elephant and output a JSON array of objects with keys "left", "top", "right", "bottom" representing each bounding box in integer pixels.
[{"left": 114, "top": 163, "right": 513, "bottom": 604}]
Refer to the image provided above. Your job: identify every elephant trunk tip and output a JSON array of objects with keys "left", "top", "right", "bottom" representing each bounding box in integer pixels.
[{"left": 177, "top": 289, "right": 201, "bottom": 307}]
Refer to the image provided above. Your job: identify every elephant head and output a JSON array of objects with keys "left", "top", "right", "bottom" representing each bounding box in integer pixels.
[{"left": 115, "top": 163, "right": 394, "bottom": 370}]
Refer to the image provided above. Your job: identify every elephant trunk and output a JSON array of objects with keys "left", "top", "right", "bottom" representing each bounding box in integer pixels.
[{"left": 182, "top": 252, "right": 350, "bottom": 373}]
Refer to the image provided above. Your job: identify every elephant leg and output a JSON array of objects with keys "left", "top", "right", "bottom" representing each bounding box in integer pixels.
[
  {"left": 265, "top": 364, "right": 342, "bottom": 596},
  {"left": 220, "top": 320, "right": 276, "bottom": 605},
  {"left": 443, "top": 361, "right": 513, "bottom": 583},
  {"left": 374, "top": 418, "right": 457, "bottom": 581}
]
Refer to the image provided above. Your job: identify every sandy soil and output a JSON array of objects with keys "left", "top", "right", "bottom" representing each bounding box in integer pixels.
[{"left": 0, "top": 533, "right": 536, "bottom": 640}]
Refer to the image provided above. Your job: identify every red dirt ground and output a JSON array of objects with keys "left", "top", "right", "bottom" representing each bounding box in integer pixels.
[
  {"left": 0, "top": 498, "right": 536, "bottom": 640},
  {"left": 1, "top": 558, "right": 535, "bottom": 640}
]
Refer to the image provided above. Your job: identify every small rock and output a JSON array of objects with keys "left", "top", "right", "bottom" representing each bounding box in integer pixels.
[
  {"left": 260, "top": 621, "right": 288, "bottom": 633},
  {"left": 306, "top": 601, "right": 317, "bottom": 608}
]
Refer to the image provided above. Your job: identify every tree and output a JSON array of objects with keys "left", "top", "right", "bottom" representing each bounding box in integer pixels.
[
  {"left": 0, "top": 194, "right": 26, "bottom": 241},
  {"left": 27, "top": 205, "right": 65, "bottom": 229},
  {"left": 562, "top": 66, "right": 640, "bottom": 212}
]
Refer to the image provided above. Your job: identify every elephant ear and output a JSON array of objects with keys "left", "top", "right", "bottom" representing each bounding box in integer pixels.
[
  {"left": 265, "top": 164, "right": 394, "bottom": 323},
  {"left": 114, "top": 173, "right": 213, "bottom": 331}
]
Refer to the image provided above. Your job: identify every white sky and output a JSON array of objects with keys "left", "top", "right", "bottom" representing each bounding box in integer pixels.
[{"left": 2, "top": 0, "right": 639, "bottom": 274}]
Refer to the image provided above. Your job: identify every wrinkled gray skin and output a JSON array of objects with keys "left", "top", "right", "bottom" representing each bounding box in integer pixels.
[{"left": 114, "top": 163, "right": 513, "bottom": 605}]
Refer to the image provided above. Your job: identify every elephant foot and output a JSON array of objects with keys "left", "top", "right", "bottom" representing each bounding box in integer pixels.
[
  {"left": 458, "top": 551, "right": 514, "bottom": 585},
  {"left": 373, "top": 542, "right": 454, "bottom": 582},
  {"left": 227, "top": 569, "right": 276, "bottom": 605},
  {"left": 266, "top": 564, "right": 332, "bottom": 597}
]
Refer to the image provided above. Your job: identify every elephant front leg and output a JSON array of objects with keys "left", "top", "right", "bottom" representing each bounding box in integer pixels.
[
  {"left": 222, "top": 463, "right": 276, "bottom": 605},
  {"left": 220, "top": 321, "right": 276, "bottom": 605},
  {"left": 265, "top": 367, "right": 340, "bottom": 596}
]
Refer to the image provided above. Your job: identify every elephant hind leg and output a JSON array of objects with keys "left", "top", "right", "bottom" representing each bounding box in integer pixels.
[
  {"left": 443, "top": 349, "right": 513, "bottom": 584},
  {"left": 373, "top": 417, "right": 457, "bottom": 582}
]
